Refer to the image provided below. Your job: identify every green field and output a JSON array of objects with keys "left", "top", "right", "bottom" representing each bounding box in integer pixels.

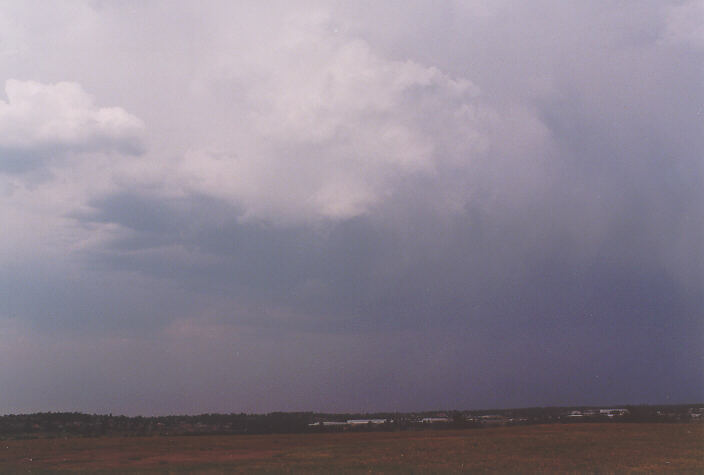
[{"left": 1, "top": 423, "right": 702, "bottom": 473}]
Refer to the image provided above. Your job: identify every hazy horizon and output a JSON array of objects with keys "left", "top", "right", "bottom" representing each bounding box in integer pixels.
[
  {"left": 1, "top": 0, "right": 702, "bottom": 416},
  {"left": 5, "top": 401, "right": 703, "bottom": 418}
]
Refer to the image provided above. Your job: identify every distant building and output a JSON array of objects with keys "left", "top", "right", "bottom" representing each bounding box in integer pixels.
[
  {"left": 308, "top": 421, "right": 347, "bottom": 427},
  {"left": 479, "top": 415, "right": 508, "bottom": 426},
  {"left": 346, "top": 419, "right": 387, "bottom": 425},
  {"left": 599, "top": 409, "right": 629, "bottom": 417},
  {"left": 421, "top": 417, "right": 450, "bottom": 423}
]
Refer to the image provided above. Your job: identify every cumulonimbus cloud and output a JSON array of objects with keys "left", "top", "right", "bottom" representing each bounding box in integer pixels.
[
  {"left": 173, "top": 13, "right": 494, "bottom": 224},
  {"left": 0, "top": 79, "right": 145, "bottom": 172}
]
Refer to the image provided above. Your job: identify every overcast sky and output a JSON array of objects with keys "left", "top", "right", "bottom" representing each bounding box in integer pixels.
[{"left": 0, "top": 0, "right": 702, "bottom": 415}]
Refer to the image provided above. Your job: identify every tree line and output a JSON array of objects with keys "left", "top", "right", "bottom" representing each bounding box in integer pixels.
[{"left": 0, "top": 404, "right": 699, "bottom": 439}]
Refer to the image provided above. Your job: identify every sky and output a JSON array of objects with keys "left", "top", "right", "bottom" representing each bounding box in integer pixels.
[{"left": 0, "top": 0, "right": 702, "bottom": 416}]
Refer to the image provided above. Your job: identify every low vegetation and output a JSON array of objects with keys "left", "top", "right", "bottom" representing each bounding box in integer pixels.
[{"left": 0, "top": 423, "right": 701, "bottom": 473}]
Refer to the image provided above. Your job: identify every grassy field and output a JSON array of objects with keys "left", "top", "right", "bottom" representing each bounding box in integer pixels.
[{"left": 0, "top": 423, "right": 702, "bottom": 473}]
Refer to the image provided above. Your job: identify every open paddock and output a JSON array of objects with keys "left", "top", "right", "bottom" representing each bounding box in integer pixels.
[{"left": 0, "top": 423, "right": 702, "bottom": 473}]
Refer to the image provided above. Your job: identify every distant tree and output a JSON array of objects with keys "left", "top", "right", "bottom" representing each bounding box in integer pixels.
[{"left": 450, "top": 411, "right": 466, "bottom": 428}]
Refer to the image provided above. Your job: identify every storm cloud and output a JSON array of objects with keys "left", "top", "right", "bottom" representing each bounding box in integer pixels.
[{"left": 0, "top": 0, "right": 701, "bottom": 415}]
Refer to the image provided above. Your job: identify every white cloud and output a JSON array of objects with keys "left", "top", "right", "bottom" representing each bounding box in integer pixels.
[
  {"left": 0, "top": 79, "right": 145, "bottom": 170},
  {"left": 171, "top": 12, "right": 491, "bottom": 223}
]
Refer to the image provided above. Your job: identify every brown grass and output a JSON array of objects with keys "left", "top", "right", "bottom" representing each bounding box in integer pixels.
[{"left": 0, "top": 423, "right": 702, "bottom": 473}]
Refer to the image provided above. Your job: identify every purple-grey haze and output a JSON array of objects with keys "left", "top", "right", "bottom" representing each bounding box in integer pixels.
[{"left": 0, "top": 0, "right": 702, "bottom": 415}]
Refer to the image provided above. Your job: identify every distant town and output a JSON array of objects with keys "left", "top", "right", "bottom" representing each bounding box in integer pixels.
[{"left": 1, "top": 404, "right": 701, "bottom": 439}]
